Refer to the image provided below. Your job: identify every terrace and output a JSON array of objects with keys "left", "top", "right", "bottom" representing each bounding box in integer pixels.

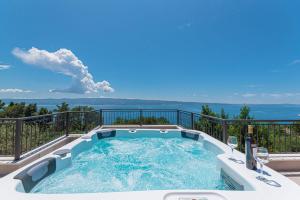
[
  {"left": 0, "top": 108, "right": 300, "bottom": 200},
  {"left": 1, "top": 109, "right": 300, "bottom": 176}
]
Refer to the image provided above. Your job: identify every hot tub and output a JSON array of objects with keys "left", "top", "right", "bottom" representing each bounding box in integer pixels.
[{"left": 0, "top": 126, "right": 299, "bottom": 200}]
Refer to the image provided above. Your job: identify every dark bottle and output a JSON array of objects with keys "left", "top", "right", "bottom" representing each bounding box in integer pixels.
[{"left": 245, "top": 125, "right": 257, "bottom": 170}]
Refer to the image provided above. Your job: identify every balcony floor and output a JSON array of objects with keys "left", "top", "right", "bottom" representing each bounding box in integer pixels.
[{"left": 288, "top": 176, "right": 300, "bottom": 185}]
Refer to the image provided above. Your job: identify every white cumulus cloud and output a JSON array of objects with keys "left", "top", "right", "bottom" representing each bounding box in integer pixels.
[
  {"left": 0, "top": 64, "right": 10, "bottom": 70},
  {"left": 12, "top": 47, "right": 114, "bottom": 94},
  {"left": 0, "top": 88, "right": 32, "bottom": 93}
]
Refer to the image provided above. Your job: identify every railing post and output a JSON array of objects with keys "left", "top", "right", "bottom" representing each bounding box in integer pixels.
[
  {"left": 140, "top": 109, "right": 143, "bottom": 126},
  {"left": 191, "top": 112, "right": 195, "bottom": 129},
  {"left": 14, "top": 119, "right": 22, "bottom": 161},
  {"left": 65, "top": 112, "right": 69, "bottom": 136},
  {"left": 222, "top": 120, "right": 228, "bottom": 143},
  {"left": 177, "top": 110, "right": 180, "bottom": 125},
  {"left": 99, "top": 109, "right": 103, "bottom": 126}
]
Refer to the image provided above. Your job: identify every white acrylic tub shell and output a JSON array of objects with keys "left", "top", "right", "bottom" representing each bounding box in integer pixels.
[{"left": 0, "top": 128, "right": 300, "bottom": 200}]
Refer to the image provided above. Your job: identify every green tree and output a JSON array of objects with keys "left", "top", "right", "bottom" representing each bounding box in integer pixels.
[
  {"left": 220, "top": 108, "right": 229, "bottom": 119},
  {"left": 0, "top": 100, "right": 5, "bottom": 110},
  {"left": 197, "top": 105, "right": 221, "bottom": 137},
  {"left": 4, "top": 102, "right": 26, "bottom": 118},
  {"left": 201, "top": 105, "right": 217, "bottom": 116},
  {"left": 228, "top": 105, "right": 253, "bottom": 152},
  {"left": 24, "top": 103, "right": 37, "bottom": 117},
  {"left": 55, "top": 102, "right": 69, "bottom": 112},
  {"left": 238, "top": 105, "right": 252, "bottom": 119},
  {"left": 38, "top": 107, "right": 51, "bottom": 115},
  {"left": 71, "top": 106, "right": 94, "bottom": 112},
  {"left": 0, "top": 100, "right": 5, "bottom": 117}
]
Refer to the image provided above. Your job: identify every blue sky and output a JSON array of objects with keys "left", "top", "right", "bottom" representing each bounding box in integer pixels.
[{"left": 1, "top": 0, "right": 300, "bottom": 104}]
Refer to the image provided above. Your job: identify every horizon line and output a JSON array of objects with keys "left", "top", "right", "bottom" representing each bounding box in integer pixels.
[{"left": 1, "top": 97, "right": 300, "bottom": 106}]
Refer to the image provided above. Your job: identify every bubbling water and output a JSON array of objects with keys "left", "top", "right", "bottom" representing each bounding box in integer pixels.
[{"left": 31, "top": 136, "right": 228, "bottom": 193}]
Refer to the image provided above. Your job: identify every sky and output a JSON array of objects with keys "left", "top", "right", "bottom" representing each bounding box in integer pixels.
[{"left": 1, "top": 0, "right": 300, "bottom": 104}]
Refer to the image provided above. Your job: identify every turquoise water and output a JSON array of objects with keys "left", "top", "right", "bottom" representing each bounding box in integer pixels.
[{"left": 31, "top": 135, "right": 228, "bottom": 193}]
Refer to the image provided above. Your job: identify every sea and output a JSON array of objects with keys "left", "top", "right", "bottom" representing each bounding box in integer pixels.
[{"left": 2, "top": 98, "right": 300, "bottom": 120}]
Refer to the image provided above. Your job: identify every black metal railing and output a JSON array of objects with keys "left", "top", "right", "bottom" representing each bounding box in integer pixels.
[
  {"left": 1, "top": 109, "right": 300, "bottom": 160},
  {"left": 101, "top": 109, "right": 178, "bottom": 125},
  {"left": 192, "top": 115, "right": 300, "bottom": 153},
  {"left": 223, "top": 119, "right": 300, "bottom": 153},
  {"left": 0, "top": 110, "right": 101, "bottom": 160}
]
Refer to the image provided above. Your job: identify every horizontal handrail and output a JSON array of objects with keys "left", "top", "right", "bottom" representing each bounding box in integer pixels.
[
  {"left": 101, "top": 109, "right": 179, "bottom": 112},
  {"left": 0, "top": 110, "right": 99, "bottom": 121},
  {"left": 199, "top": 114, "right": 226, "bottom": 121},
  {"left": 225, "top": 119, "right": 300, "bottom": 123},
  {"left": 0, "top": 118, "right": 20, "bottom": 121}
]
